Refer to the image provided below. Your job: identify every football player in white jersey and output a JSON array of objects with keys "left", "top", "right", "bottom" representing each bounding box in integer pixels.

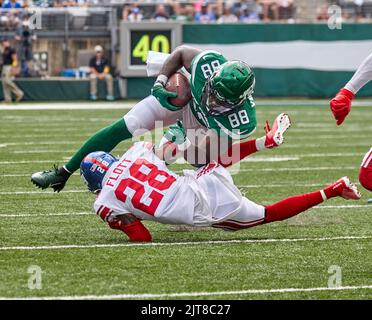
[
  {"left": 80, "top": 114, "right": 361, "bottom": 242},
  {"left": 330, "top": 52, "right": 372, "bottom": 191}
]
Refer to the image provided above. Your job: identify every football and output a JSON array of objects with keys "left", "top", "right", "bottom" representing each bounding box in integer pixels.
[{"left": 165, "top": 72, "right": 192, "bottom": 108}]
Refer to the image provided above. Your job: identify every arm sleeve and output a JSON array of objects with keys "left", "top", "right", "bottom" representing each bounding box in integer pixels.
[{"left": 345, "top": 52, "right": 372, "bottom": 94}]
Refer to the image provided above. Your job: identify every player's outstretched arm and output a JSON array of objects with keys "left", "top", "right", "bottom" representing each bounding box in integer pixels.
[{"left": 330, "top": 51, "right": 372, "bottom": 125}]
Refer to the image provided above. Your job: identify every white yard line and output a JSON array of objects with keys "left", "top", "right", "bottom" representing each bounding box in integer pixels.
[
  {"left": 0, "top": 190, "right": 85, "bottom": 195},
  {"left": 2, "top": 285, "right": 371, "bottom": 300},
  {"left": 0, "top": 173, "right": 80, "bottom": 177},
  {"left": 0, "top": 160, "right": 63, "bottom": 164},
  {"left": 0, "top": 236, "right": 369, "bottom": 251},
  {"left": 230, "top": 166, "right": 357, "bottom": 172},
  {"left": 314, "top": 205, "right": 371, "bottom": 209},
  {"left": 0, "top": 204, "right": 369, "bottom": 219},
  {"left": 1, "top": 141, "right": 84, "bottom": 146},
  {"left": 0, "top": 212, "right": 91, "bottom": 218},
  {"left": 238, "top": 183, "right": 347, "bottom": 188},
  {"left": 0, "top": 102, "right": 134, "bottom": 111},
  {"left": 11, "top": 150, "right": 79, "bottom": 154},
  {"left": 1, "top": 141, "right": 369, "bottom": 150}
]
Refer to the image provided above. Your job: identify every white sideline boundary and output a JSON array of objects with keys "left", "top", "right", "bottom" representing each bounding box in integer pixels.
[
  {"left": 2, "top": 285, "right": 372, "bottom": 300},
  {"left": 0, "top": 236, "right": 370, "bottom": 251},
  {"left": 0, "top": 100, "right": 371, "bottom": 111}
]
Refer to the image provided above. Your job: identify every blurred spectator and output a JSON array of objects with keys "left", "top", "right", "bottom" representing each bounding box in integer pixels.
[
  {"left": 151, "top": 4, "right": 169, "bottom": 21},
  {"left": 259, "top": 0, "right": 278, "bottom": 21},
  {"left": 240, "top": 1, "right": 262, "bottom": 22},
  {"left": 128, "top": 7, "right": 143, "bottom": 22},
  {"left": 277, "top": 0, "right": 294, "bottom": 21},
  {"left": 32, "top": 0, "right": 53, "bottom": 7},
  {"left": 122, "top": 5, "right": 143, "bottom": 22},
  {"left": 171, "top": 2, "right": 194, "bottom": 22},
  {"left": 53, "top": 0, "right": 78, "bottom": 7},
  {"left": 1, "top": 38, "right": 24, "bottom": 103},
  {"left": 2, "top": 0, "right": 21, "bottom": 9},
  {"left": 15, "top": 14, "right": 37, "bottom": 77},
  {"left": 194, "top": 2, "right": 216, "bottom": 23},
  {"left": 317, "top": 4, "right": 329, "bottom": 21},
  {"left": 1, "top": 0, "right": 22, "bottom": 30},
  {"left": 89, "top": 45, "right": 114, "bottom": 101},
  {"left": 218, "top": 6, "right": 238, "bottom": 23}
]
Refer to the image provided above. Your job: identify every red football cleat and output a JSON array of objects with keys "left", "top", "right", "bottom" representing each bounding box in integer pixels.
[
  {"left": 328, "top": 176, "right": 361, "bottom": 200},
  {"left": 264, "top": 113, "right": 291, "bottom": 149}
]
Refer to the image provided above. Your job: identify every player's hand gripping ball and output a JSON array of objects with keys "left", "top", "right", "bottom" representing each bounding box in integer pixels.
[{"left": 165, "top": 72, "right": 192, "bottom": 108}]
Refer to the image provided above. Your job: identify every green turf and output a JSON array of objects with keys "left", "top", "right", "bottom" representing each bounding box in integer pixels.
[{"left": 0, "top": 101, "right": 371, "bottom": 300}]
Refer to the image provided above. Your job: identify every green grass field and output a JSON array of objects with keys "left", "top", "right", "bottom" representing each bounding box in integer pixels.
[{"left": 0, "top": 100, "right": 371, "bottom": 300}]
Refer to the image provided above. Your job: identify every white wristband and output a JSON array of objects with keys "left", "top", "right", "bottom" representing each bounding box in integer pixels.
[{"left": 156, "top": 74, "right": 168, "bottom": 86}]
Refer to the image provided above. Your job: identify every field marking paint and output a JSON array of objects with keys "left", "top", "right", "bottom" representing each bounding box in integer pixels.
[
  {"left": 12, "top": 150, "right": 79, "bottom": 154},
  {"left": 0, "top": 236, "right": 369, "bottom": 251},
  {"left": 0, "top": 100, "right": 371, "bottom": 111},
  {"left": 0, "top": 212, "right": 91, "bottom": 218},
  {"left": 1, "top": 141, "right": 85, "bottom": 147},
  {"left": 2, "top": 179, "right": 365, "bottom": 194},
  {"left": 1, "top": 173, "right": 80, "bottom": 177},
  {"left": 2, "top": 285, "right": 371, "bottom": 300},
  {"left": 0, "top": 160, "right": 63, "bottom": 165},
  {"left": 0, "top": 103, "right": 134, "bottom": 111},
  {"left": 0, "top": 190, "right": 85, "bottom": 195},
  {"left": 314, "top": 205, "right": 371, "bottom": 209},
  {"left": 1, "top": 204, "right": 369, "bottom": 219},
  {"left": 235, "top": 166, "right": 357, "bottom": 172},
  {"left": 1, "top": 166, "right": 357, "bottom": 174},
  {"left": 238, "top": 183, "right": 348, "bottom": 188}
]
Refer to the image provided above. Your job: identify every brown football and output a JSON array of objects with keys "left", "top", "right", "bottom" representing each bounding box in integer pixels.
[{"left": 165, "top": 72, "right": 192, "bottom": 108}]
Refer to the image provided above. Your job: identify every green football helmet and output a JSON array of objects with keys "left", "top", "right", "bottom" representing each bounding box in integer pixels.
[{"left": 201, "top": 60, "right": 255, "bottom": 116}]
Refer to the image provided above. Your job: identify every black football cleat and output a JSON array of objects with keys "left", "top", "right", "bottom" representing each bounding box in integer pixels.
[{"left": 31, "top": 165, "right": 69, "bottom": 192}]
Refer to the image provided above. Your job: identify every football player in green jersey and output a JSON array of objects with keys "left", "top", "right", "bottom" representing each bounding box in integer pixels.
[{"left": 31, "top": 46, "right": 288, "bottom": 192}]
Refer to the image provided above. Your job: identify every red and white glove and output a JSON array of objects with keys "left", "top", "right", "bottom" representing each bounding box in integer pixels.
[{"left": 330, "top": 88, "right": 355, "bottom": 126}]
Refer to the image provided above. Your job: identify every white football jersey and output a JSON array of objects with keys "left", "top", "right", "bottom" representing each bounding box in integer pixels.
[
  {"left": 94, "top": 142, "right": 197, "bottom": 226},
  {"left": 94, "top": 141, "right": 264, "bottom": 228}
]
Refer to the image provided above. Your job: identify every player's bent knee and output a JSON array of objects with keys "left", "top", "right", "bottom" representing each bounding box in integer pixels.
[{"left": 359, "top": 167, "right": 372, "bottom": 191}]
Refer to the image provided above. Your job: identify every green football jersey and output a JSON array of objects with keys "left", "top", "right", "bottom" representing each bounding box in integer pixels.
[{"left": 189, "top": 50, "right": 257, "bottom": 140}]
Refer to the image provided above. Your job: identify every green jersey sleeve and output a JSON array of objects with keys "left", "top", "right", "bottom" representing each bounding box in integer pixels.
[{"left": 189, "top": 51, "right": 257, "bottom": 140}]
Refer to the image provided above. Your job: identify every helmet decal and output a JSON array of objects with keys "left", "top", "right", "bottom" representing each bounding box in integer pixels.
[{"left": 80, "top": 151, "right": 118, "bottom": 193}]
